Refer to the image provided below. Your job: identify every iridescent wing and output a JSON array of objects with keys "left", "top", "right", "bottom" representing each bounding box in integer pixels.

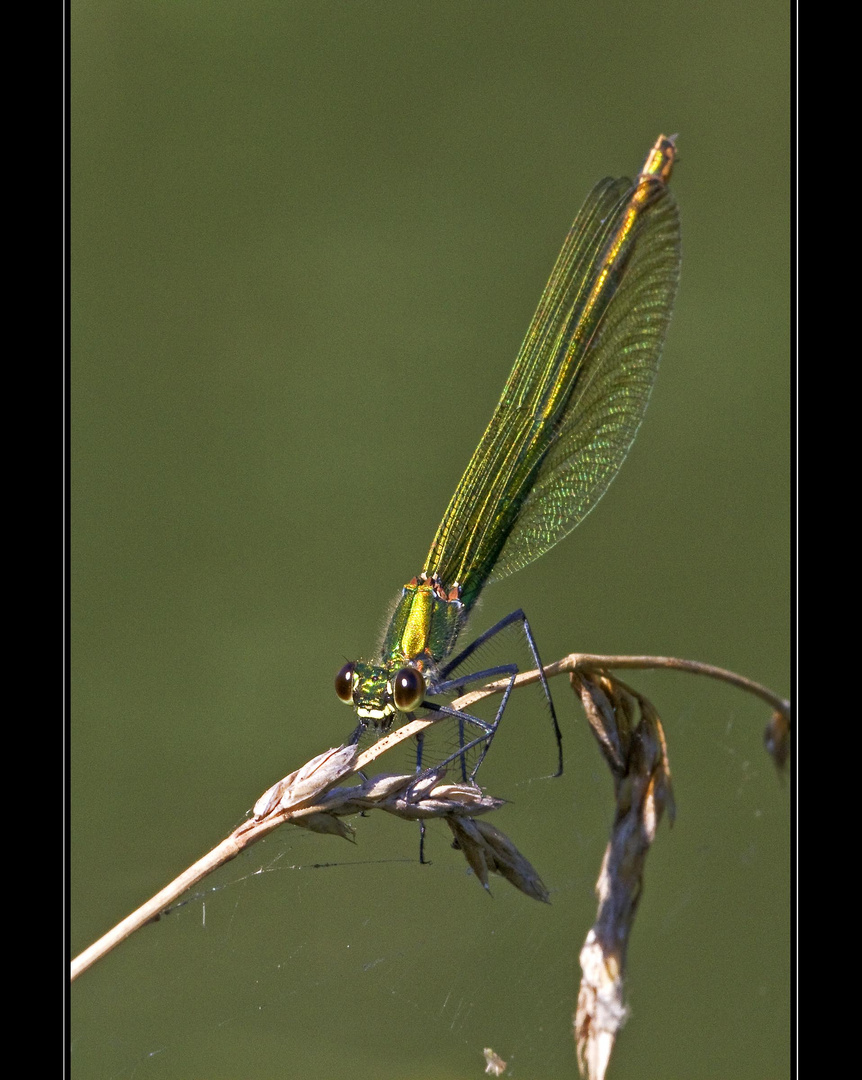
[{"left": 423, "top": 142, "right": 680, "bottom": 608}]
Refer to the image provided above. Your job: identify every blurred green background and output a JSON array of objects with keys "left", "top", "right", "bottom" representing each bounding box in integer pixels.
[{"left": 71, "top": 2, "right": 790, "bottom": 1077}]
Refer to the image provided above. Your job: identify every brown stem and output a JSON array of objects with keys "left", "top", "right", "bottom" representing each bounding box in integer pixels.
[
  {"left": 452, "top": 653, "right": 790, "bottom": 720},
  {"left": 71, "top": 652, "right": 788, "bottom": 983}
]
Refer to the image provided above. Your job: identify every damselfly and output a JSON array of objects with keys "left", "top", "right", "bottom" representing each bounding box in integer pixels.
[{"left": 335, "top": 135, "right": 681, "bottom": 781}]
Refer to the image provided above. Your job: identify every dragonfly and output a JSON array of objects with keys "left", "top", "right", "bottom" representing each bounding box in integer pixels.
[{"left": 335, "top": 134, "right": 681, "bottom": 783}]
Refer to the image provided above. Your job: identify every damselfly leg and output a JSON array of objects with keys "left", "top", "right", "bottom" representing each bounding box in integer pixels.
[{"left": 421, "top": 613, "right": 561, "bottom": 781}]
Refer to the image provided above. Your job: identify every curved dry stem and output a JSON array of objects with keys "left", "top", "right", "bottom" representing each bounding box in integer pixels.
[
  {"left": 452, "top": 652, "right": 791, "bottom": 720},
  {"left": 71, "top": 651, "right": 788, "bottom": 985}
]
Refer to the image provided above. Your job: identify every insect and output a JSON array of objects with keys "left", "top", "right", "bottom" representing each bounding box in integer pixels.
[{"left": 335, "top": 134, "right": 681, "bottom": 781}]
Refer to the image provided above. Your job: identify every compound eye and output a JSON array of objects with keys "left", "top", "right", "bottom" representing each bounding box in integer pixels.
[
  {"left": 392, "top": 667, "right": 425, "bottom": 712},
  {"left": 335, "top": 661, "right": 356, "bottom": 703}
]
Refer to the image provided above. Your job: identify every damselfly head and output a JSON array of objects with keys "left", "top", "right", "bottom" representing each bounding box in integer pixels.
[{"left": 334, "top": 658, "right": 426, "bottom": 727}]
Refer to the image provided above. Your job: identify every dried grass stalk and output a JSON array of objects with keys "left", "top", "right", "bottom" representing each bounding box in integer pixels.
[
  {"left": 572, "top": 671, "right": 675, "bottom": 1080},
  {"left": 72, "top": 649, "right": 788, "bottom": 1004}
]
